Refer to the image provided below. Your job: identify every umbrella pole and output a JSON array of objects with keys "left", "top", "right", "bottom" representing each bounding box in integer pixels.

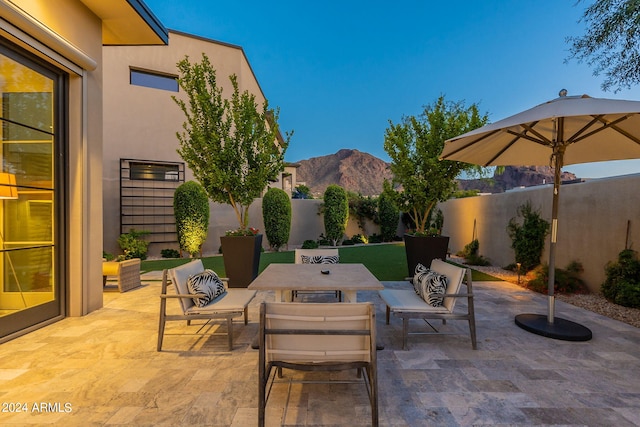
[
  {"left": 514, "top": 136, "right": 591, "bottom": 341},
  {"left": 546, "top": 147, "right": 563, "bottom": 324}
]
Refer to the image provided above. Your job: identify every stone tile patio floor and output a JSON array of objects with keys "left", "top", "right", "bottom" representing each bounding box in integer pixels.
[{"left": 1, "top": 271, "right": 639, "bottom": 426}]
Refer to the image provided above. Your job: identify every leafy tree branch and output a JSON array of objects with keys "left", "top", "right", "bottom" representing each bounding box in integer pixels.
[{"left": 173, "top": 54, "right": 291, "bottom": 230}]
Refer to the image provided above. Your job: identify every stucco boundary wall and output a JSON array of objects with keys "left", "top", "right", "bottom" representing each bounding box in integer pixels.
[
  {"left": 141, "top": 173, "right": 639, "bottom": 294},
  {"left": 439, "top": 173, "right": 640, "bottom": 293},
  {"left": 143, "top": 198, "right": 392, "bottom": 259}
]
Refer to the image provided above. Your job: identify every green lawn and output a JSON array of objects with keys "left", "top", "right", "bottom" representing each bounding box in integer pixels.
[{"left": 140, "top": 243, "right": 501, "bottom": 282}]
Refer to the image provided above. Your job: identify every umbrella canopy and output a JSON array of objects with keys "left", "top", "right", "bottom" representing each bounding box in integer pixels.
[
  {"left": 441, "top": 93, "right": 640, "bottom": 167},
  {"left": 440, "top": 91, "right": 640, "bottom": 341}
]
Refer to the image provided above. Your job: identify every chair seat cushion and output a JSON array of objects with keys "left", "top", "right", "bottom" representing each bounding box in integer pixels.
[
  {"left": 185, "top": 289, "right": 256, "bottom": 315},
  {"left": 187, "top": 269, "right": 226, "bottom": 307},
  {"left": 379, "top": 289, "right": 450, "bottom": 314}
]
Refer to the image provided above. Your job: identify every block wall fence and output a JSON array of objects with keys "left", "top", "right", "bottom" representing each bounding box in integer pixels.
[
  {"left": 137, "top": 173, "right": 639, "bottom": 294},
  {"left": 439, "top": 173, "right": 640, "bottom": 293}
]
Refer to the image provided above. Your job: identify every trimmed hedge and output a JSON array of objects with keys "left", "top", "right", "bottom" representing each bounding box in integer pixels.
[
  {"left": 262, "top": 187, "right": 291, "bottom": 251},
  {"left": 174, "top": 181, "right": 209, "bottom": 257},
  {"left": 378, "top": 191, "right": 399, "bottom": 242},
  {"left": 323, "top": 185, "right": 348, "bottom": 246}
]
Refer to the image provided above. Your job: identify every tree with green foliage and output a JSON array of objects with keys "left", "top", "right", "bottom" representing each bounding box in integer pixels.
[
  {"left": 383, "top": 96, "right": 489, "bottom": 234},
  {"left": 377, "top": 191, "right": 400, "bottom": 242},
  {"left": 567, "top": 0, "right": 640, "bottom": 92},
  {"left": 262, "top": 187, "right": 291, "bottom": 251},
  {"left": 506, "top": 202, "right": 550, "bottom": 272},
  {"left": 294, "top": 184, "right": 313, "bottom": 199},
  {"left": 174, "top": 181, "right": 209, "bottom": 257},
  {"left": 323, "top": 185, "right": 349, "bottom": 246},
  {"left": 173, "top": 53, "right": 291, "bottom": 232}
]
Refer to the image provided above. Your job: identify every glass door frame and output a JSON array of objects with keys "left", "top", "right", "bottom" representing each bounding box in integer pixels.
[{"left": 0, "top": 37, "right": 67, "bottom": 340}]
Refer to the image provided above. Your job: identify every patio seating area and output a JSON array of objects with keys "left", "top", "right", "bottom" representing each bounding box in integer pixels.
[{"left": 0, "top": 270, "right": 639, "bottom": 426}]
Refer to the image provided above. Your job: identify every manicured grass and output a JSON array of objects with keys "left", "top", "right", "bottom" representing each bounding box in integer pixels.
[
  {"left": 141, "top": 243, "right": 502, "bottom": 282},
  {"left": 337, "top": 243, "right": 408, "bottom": 281}
]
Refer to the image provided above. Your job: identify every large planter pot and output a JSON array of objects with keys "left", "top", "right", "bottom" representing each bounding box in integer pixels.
[
  {"left": 221, "top": 234, "right": 263, "bottom": 288},
  {"left": 403, "top": 234, "right": 450, "bottom": 277}
]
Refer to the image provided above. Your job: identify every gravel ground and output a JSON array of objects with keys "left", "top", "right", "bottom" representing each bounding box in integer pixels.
[{"left": 452, "top": 257, "right": 640, "bottom": 329}]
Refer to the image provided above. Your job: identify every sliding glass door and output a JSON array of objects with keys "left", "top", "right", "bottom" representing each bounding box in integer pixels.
[{"left": 0, "top": 41, "right": 65, "bottom": 339}]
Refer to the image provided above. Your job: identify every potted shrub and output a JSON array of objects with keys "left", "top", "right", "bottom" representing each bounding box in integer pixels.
[
  {"left": 382, "top": 96, "right": 489, "bottom": 276},
  {"left": 174, "top": 53, "right": 291, "bottom": 287}
]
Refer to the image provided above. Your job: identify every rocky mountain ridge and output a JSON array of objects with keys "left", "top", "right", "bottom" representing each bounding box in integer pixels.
[
  {"left": 296, "top": 149, "right": 393, "bottom": 196},
  {"left": 457, "top": 166, "right": 578, "bottom": 193},
  {"left": 295, "top": 149, "right": 579, "bottom": 196}
]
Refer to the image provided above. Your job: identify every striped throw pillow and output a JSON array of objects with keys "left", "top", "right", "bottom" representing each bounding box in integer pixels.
[
  {"left": 417, "top": 271, "right": 448, "bottom": 307},
  {"left": 300, "top": 255, "right": 339, "bottom": 264},
  {"left": 187, "top": 269, "right": 226, "bottom": 307},
  {"left": 413, "top": 263, "right": 430, "bottom": 296}
]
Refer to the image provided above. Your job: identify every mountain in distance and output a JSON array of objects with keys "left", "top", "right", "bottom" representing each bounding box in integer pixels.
[
  {"left": 457, "top": 166, "right": 579, "bottom": 193},
  {"left": 295, "top": 149, "right": 580, "bottom": 197},
  {"left": 295, "top": 149, "right": 392, "bottom": 197}
]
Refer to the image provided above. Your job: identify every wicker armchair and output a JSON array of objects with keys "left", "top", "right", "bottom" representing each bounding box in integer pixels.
[{"left": 102, "top": 258, "right": 142, "bottom": 292}]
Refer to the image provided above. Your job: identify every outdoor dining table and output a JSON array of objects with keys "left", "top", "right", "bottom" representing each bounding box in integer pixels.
[
  {"left": 248, "top": 262, "right": 384, "bottom": 350},
  {"left": 248, "top": 263, "right": 384, "bottom": 303}
]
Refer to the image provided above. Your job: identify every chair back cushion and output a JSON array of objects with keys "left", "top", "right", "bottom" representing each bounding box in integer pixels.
[
  {"left": 263, "top": 302, "right": 373, "bottom": 363},
  {"left": 430, "top": 259, "right": 466, "bottom": 312},
  {"left": 294, "top": 248, "right": 339, "bottom": 264},
  {"left": 168, "top": 259, "right": 205, "bottom": 312}
]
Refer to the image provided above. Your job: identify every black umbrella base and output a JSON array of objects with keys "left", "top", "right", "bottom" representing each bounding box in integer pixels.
[{"left": 515, "top": 313, "right": 592, "bottom": 341}]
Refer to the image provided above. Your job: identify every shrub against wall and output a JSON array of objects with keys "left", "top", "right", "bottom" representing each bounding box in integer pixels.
[
  {"left": 602, "top": 249, "right": 640, "bottom": 308},
  {"left": 118, "top": 229, "right": 150, "bottom": 260},
  {"left": 457, "top": 239, "right": 490, "bottom": 266},
  {"left": 506, "top": 202, "right": 550, "bottom": 272},
  {"left": 323, "top": 185, "right": 349, "bottom": 246},
  {"left": 174, "top": 181, "right": 209, "bottom": 257},
  {"left": 262, "top": 187, "right": 291, "bottom": 251},
  {"left": 378, "top": 192, "right": 400, "bottom": 241},
  {"left": 348, "top": 192, "right": 378, "bottom": 232},
  {"left": 528, "top": 261, "right": 588, "bottom": 294}
]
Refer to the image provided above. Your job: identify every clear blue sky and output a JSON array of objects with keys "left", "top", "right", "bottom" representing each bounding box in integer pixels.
[{"left": 144, "top": 0, "right": 640, "bottom": 179}]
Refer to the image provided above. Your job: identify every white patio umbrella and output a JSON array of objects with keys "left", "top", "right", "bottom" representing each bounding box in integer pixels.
[{"left": 441, "top": 90, "right": 640, "bottom": 341}]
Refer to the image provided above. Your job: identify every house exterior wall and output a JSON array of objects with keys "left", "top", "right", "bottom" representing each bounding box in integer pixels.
[
  {"left": 103, "top": 30, "right": 290, "bottom": 257},
  {"left": 0, "top": 0, "right": 166, "bottom": 341},
  {"left": 1, "top": 0, "right": 103, "bottom": 321},
  {"left": 439, "top": 174, "right": 640, "bottom": 293}
]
